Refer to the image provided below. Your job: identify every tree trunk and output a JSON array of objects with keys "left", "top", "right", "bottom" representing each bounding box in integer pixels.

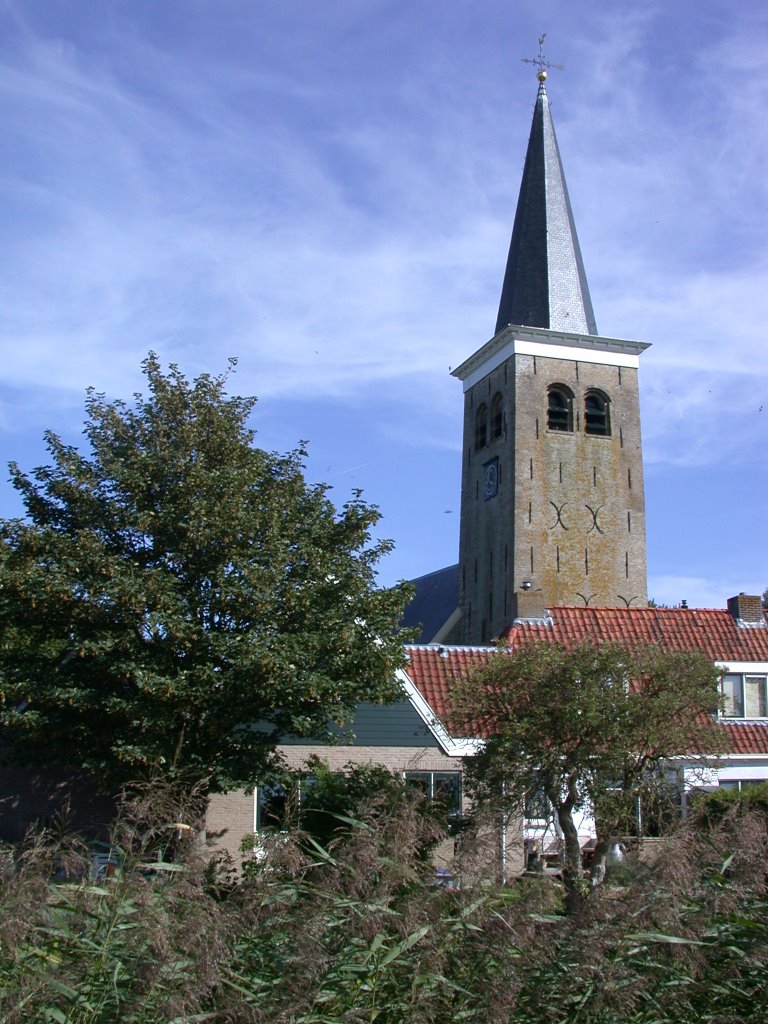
[
  {"left": 589, "top": 837, "right": 611, "bottom": 887},
  {"left": 556, "top": 804, "right": 585, "bottom": 914}
]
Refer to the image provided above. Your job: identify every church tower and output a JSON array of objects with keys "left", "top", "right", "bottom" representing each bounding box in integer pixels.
[{"left": 454, "top": 68, "right": 649, "bottom": 644}]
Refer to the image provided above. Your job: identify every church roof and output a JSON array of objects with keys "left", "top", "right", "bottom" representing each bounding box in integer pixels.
[
  {"left": 494, "top": 75, "right": 597, "bottom": 337},
  {"left": 400, "top": 564, "right": 459, "bottom": 643}
]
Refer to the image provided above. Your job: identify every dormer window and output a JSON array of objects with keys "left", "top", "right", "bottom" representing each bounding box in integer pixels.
[
  {"left": 491, "top": 392, "right": 503, "bottom": 440},
  {"left": 547, "top": 386, "right": 573, "bottom": 432},
  {"left": 475, "top": 403, "right": 488, "bottom": 451},
  {"left": 722, "top": 673, "right": 768, "bottom": 718},
  {"left": 584, "top": 390, "right": 610, "bottom": 436}
]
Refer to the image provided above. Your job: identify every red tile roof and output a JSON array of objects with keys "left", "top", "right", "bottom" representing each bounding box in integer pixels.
[
  {"left": 404, "top": 644, "right": 493, "bottom": 719},
  {"left": 403, "top": 605, "right": 768, "bottom": 756},
  {"left": 502, "top": 606, "right": 768, "bottom": 662},
  {"left": 722, "top": 722, "right": 768, "bottom": 755}
]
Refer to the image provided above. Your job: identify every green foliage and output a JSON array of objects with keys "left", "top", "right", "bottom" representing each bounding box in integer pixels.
[
  {"left": 0, "top": 791, "right": 228, "bottom": 1024},
  {"left": 4, "top": 787, "right": 768, "bottom": 1023},
  {"left": 247, "top": 756, "right": 459, "bottom": 859},
  {"left": 693, "top": 781, "right": 768, "bottom": 825},
  {"left": 0, "top": 355, "right": 410, "bottom": 791},
  {"left": 449, "top": 640, "right": 725, "bottom": 905},
  {"left": 297, "top": 757, "right": 430, "bottom": 848}
]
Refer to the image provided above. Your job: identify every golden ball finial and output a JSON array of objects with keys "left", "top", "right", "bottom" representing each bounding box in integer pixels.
[{"left": 537, "top": 69, "right": 547, "bottom": 82}]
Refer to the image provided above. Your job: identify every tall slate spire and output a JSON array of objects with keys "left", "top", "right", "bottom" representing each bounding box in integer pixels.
[{"left": 494, "top": 73, "right": 597, "bottom": 337}]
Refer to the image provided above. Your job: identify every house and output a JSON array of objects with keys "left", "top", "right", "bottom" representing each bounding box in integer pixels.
[
  {"left": 206, "top": 591, "right": 768, "bottom": 874},
  {"left": 205, "top": 678, "right": 490, "bottom": 869},
  {"left": 399, "top": 592, "right": 768, "bottom": 866}
]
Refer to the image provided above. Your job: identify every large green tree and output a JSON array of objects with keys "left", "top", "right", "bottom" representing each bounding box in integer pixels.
[
  {"left": 0, "top": 356, "right": 409, "bottom": 791},
  {"left": 449, "top": 640, "right": 724, "bottom": 910}
]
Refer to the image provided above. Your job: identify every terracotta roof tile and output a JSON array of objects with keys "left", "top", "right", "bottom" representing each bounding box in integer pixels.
[
  {"left": 404, "top": 644, "right": 494, "bottom": 719},
  {"left": 502, "top": 606, "right": 768, "bottom": 662},
  {"left": 722, "top": 722, "right": 768, "bottom": 755},
  {"left": 403, "top": 607, "right": 768, "bottom": 756}
]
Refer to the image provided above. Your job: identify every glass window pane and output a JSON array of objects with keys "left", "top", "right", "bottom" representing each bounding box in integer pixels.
[
  {"left": 432, "top": 772, "right": 462, "bottom": 814},
  {"left": 256, "top": 784, "right": 288, "bottom": 830},
  {"left": 405, "top": 772, "right": 431, "bottom": 798},
  {"left": 405, "top": 771, "right": 462, "bottom": 814},
  {"left": 744, "top": 676, "right": 767, "bottom": 717},
  {"left": 722, "top": 674, "right": 744, "bottom": 718}
]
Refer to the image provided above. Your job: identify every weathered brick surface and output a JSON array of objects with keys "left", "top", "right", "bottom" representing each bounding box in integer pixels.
[
  {"left": 205, "top": 789, "right": 255, "bottom": 864},
  {"left": 459, "top": 347, "right": 647, "bottom": 643},
  {"left": 727, "top": 593, "right": 764, "bottom": 623}
]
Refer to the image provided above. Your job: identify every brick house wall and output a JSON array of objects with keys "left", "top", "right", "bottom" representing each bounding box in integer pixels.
[{"left": 205, "top": 743, "right": 524, "bottom": 878}]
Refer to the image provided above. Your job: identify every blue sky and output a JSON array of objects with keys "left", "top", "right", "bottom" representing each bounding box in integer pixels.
[{"left": 0, "top": 0, "right": 766, "bottom": 608}]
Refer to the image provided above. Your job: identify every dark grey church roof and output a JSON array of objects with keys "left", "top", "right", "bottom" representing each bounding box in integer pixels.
[
  {"left": 494, "top": 76, "right": 597, "bottom": 337},
  {"left": 400, "top": 564, "right": 459, "bottom": 644}
]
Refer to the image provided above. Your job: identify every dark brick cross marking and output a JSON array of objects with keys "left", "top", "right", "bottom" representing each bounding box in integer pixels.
[
  {"left": 549, "top": 500, "right": 570, "bottom": 530},
  {"left": 585, "top": 504, "right": 604, "bottom": 535}
]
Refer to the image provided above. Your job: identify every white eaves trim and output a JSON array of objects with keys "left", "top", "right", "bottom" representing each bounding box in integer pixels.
[
  {"left": 395, "top": 667, "right": 483, "bottom": 758},
  {"left": 452, "top": 324, "right": 650, "bottom": 392},
  {"left": 716, "top": 662, "right": 768, "bottom": 674}
]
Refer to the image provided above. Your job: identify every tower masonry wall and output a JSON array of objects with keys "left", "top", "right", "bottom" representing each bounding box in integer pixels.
[
  {"left": 459, "top": 348, "right": 647, "bottom": 644},
  {"left": 515, "top": 353, "right": 647, "bottom": 610},
  {"left": 458, "top": 358, "right": 516, "bottom": 643}
]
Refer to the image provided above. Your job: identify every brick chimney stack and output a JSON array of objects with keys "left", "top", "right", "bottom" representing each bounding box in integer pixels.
[{"left": 727, "top": 593, "right": 765, "bottom": 625}]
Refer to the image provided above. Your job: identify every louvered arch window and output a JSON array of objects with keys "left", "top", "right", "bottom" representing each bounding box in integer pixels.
[
  {"left": 547, "top": 385, "right": 573, "bottom": 432},
  {"left": 475, "top": 403, "right": 488, "bottom": 451},
  {"left": 491, "top": 392, "right": 503, "bottom": 439},
  {"left": 584, "top": 390, "right": 611, "bottom": 436}
]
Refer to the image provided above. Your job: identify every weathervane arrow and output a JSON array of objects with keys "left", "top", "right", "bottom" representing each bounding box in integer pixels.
[{"left": 522, "top": 33, "right": 565, "bottom": 80}]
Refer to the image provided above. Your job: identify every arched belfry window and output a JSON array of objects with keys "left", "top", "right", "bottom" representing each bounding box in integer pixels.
[
  {"left": 491, "top": 392, "right": 503, "bottom": 440},
  {"left": 584, "top": 390, "right": 611, "bottom": 436},
  {"left": 475, "top": 403, "right": 488, "bottom": 451},
  {"left": 547, "top": 386, "right": 573, "bottom": 432}
]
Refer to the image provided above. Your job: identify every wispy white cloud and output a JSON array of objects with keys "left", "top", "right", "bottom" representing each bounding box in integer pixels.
[{"left": 0, "top": 0, "right": 765, "bottom": 596}]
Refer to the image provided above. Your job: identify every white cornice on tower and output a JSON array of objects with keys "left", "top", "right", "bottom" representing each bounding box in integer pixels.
[{"left": 452, "top": 324, "right": 651, "bottom": 392}]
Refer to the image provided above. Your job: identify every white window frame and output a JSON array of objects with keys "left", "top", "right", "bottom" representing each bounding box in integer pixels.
[
  {"left": 720, "top": 670, "right": 768, "bottom": 720},
  {"left": 404, "top": 770, "right": 463, "bottom": 816}
]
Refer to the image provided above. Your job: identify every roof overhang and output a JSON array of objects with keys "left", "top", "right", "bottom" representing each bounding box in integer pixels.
[
  {"left": 716, "top": 661, "right": 768, "bottom": 673},
  {"left": 395, "top": 667, "right": 482, "bottom": 758}
]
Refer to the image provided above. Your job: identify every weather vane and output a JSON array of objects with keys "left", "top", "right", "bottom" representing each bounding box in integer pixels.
[{"left": 521, "top": 33, "right": 564, "bottom": 81}]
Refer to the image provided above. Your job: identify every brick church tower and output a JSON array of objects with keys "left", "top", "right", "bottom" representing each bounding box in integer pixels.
[{"left": 453, "top": 69, "right": 649, "bottom": 644}]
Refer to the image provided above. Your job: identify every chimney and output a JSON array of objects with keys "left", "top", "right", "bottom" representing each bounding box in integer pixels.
[{"left": 727, "top": 593, "right": 765, "bottom": 626}]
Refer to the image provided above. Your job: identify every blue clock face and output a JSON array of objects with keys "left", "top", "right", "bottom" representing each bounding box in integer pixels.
[{"left": 483, "top": 458, "right": 499, "bottom": 500}]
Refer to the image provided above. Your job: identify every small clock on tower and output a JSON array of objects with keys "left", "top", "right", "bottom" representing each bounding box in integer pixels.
[{"left": 483, "top": 457, "right": 499, "bottom": 501}]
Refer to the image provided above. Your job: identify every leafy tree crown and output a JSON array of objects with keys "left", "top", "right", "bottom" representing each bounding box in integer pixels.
[{"left": 0, "top": 355, "right": 410, "bottom": 790}]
